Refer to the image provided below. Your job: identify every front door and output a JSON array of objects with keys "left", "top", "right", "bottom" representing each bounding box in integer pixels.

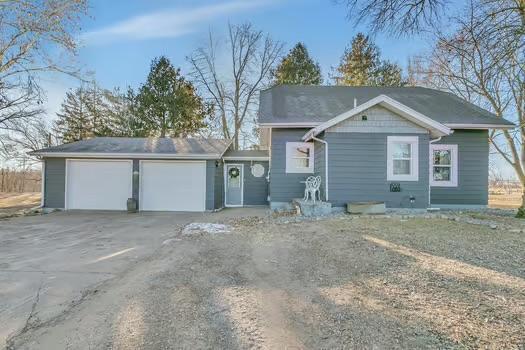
[{"left": 225, "top": 164, "right": 243, "bottom": 207}]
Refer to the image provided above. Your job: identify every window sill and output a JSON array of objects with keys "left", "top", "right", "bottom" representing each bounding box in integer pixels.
[
  {"left": 387, "top": 175, "right": 419, "bottom": 182},
  {"left": 286, "top": 168, "right": 314, "bottom": 174},
  {"left": 430, "top": 182, "right": 458, "bottom": 187}
]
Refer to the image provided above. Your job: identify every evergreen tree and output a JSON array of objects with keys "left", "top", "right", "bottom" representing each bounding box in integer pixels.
[
  {"left": 374, "top": 61, "right": 403, "bottom": 86},
  {"left": 109, "top": 87, "right": 148, "bottom": 137},
  {"left": 54, "top": 83, "right": 121, "bottom": 143},
  {"left": 334, "top": 33, "right": 405, "bottom": 86},
  {"left": 135, "top": 56, "right": 208, "bottom": 137},
  {"left": 54, "top": 87, "right": 92, "bottom": 143},
  {"left": 335, "top": 33, "right": 379, "bottom": 86},
  {"left": 273, "top": 43, "right": 322, "bottom": 85}
]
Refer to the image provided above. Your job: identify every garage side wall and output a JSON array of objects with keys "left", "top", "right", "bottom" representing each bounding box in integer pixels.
[
  {"left": 43, "top": 158, "right": 66, "bottom": 208},
  {"left": 206, "top": 160, "right": 224, "bottom": 210},
  {"left": 214, "top": 161, "right": 224, "bottom": 209},
  {"left": 430, "top": 130, "right": 489, "bottom": 206}
]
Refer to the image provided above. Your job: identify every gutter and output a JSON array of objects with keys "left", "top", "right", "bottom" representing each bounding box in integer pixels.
[
  {"left": 312, "top": 136, "right": 329, "bottom": 201},
  {"left": 28, "top": 152, "right": 224, "bottom": 160}
]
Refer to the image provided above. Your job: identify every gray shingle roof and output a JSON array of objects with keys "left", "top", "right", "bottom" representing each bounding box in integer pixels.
[
  {"left": 33, "top": 137, "right": 231, "bottom": 158},
  {"left": 258, "top": 85, "right": 514, "bottom": 127}
]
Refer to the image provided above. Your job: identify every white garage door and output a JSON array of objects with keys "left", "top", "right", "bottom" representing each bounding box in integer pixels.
[
  {"left": 140, "top": 161, "right": 206, "bottom": 212},
  {"left": 66, "top": 160, "right": 133, "bottom": 210}
]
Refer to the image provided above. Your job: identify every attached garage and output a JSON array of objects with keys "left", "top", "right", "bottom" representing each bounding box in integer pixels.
[
  {"left": 139, "top": 160, "right": 206, "bottom": 211},
  {"left": 33, "top": 137, "right": 231, "bottom": 212},
  {"left": 66, "top": 159, "right": 133, "bottom": 210}
]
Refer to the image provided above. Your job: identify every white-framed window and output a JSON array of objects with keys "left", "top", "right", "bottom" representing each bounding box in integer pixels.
[
  {"left": 430, "top": 144, "right": 458, "bottom": 187},
  {"left": 286, "top": 142, "right": 314, "bottom": 173},
  {"left": 387, "top": 136, "right": 419, "bottom": 181}
]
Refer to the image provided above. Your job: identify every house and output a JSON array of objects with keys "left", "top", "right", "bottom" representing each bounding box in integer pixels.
[{"left": 32, "top": 85, "right": 514, "bottom": 212}]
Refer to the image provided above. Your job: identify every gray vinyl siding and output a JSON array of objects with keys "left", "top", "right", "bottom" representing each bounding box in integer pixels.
[
  {"left": 43, "top": 158, "right": 65, "bottom": 208},
  {"left": 132, "top": 160, "right": 139, "bottom": 204},
  {"left": 430, "top": 130, "right": 489, "bottom": 205},
  {"left": 206, "top": 160, "right": 222, "bottom": 210},
  {"left": 326, "top": 133, "right": 430, "bottom": 208},
  {"left": 270, "top": 128, "right": 312, "bottom": 202},
  {"left": 214, "top": 161, "right": 224, "bottom": 209},
  {"left": 225, "top": 160, "right": 269, "bottom": 205}
]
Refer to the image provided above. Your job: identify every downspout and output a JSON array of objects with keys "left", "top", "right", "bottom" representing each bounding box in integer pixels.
[
  {"left": 312, "top": 136, "right": 329, "bottom": 201},
  {"left": 267, "top": 128, "right": 272, "bottom": 202},
  {"left": 428, "top": 136, "right": 442, "bottom": 208}
]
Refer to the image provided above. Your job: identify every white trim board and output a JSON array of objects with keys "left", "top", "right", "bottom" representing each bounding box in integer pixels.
[
  {"left": 445, "top": 123, "right": 514, "bottom": 130},
  {"left": 303, "top": 95, "right": 451, "bottom": 140},
  {"left": 31, "top": 152, "right": 222, "bottom": 159},
  {"left": 40, "top": 160, "right": 45, "bottom": 208}
]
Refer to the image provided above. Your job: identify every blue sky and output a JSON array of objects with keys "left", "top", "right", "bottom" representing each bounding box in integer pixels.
[{"left": 42, "top": 0, "right": 430, "bottom": 117}]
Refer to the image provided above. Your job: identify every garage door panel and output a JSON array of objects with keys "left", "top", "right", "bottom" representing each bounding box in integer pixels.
[
  {"left": 66, "top": 160, "right": 132, "bottom": 210},
  {"left": 140, "top": 161, "right": 206, "bottom": 212}
]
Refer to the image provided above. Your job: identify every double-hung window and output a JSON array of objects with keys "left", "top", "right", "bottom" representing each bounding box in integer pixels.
[
  {"left": 430, "top": 144, "right": 458, "bottom": 187},
  {"left": 387, "top": 136, "right": 419, "bottom": 181},
  {"left": 285, "top": 142, "right": 314, "bottom": 173}
]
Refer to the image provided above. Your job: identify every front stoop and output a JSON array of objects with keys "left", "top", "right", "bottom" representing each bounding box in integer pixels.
[{"left": 292, "top": 199, "right": 332, "bottom": 217}]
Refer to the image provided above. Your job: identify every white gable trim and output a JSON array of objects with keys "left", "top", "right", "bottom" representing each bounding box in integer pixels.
[
  {"left": 444, "top": 123, "right": 514, "bottom": 130},
  {"left": 302, "top": 95, "right": 451, "bottom": 141}
]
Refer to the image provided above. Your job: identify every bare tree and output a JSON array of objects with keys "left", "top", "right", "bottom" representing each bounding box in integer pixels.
[
  {"left": 188, "top": 23, "right": 283, "bottom": 149},
  {"left": 0, "top": 0, "right": 88, "bottom": 131},
  {"left": 0, "top": 117, "right": 57, "bottom": 166},
  {"left": 337, "top": 0, "right": 524, "bottom": 36},
  {"left": 419, "top": 0, "right": 525, "bottom": 205}
]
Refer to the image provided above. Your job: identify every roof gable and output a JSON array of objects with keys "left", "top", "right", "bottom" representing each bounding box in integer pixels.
[{"left": 303, "top": 95, "right": 451, "bottom": 140}]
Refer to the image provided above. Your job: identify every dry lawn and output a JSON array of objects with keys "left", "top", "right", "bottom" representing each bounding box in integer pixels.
[
  {"left": 489, "top": 186, "right": 522, "bottom": 209},
  {"left": 0, "top": 192, "right": 41, "bottom": 218}
]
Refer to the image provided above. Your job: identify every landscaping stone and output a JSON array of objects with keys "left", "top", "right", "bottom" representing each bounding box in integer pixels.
[{"left": 292, "top": 199, "right": 332, "bottom": 217}]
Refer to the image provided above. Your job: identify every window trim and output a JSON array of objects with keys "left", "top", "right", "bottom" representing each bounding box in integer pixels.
[
  {"left": 285, "top": 142, "right": 314, "bottom": 174},
  {"left": 387, "top": 136, "right": 419, "bottom": 181},
  {"left": 430, "top": 144, "right": 458, "bottom": 187}
]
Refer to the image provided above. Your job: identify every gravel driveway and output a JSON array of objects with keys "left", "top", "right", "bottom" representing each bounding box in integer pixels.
[{"left": 5, "top": 212, "right": 525, "bottom": 349}]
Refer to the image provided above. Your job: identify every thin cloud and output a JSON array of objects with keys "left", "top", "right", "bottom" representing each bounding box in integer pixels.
[{"left": 82, "top": 0, "right": 274, "bottom": 44}]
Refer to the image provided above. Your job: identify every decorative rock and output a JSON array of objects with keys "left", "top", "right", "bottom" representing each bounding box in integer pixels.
[{"left": 293, "top": 199, "right": 332, "bottom": 217}]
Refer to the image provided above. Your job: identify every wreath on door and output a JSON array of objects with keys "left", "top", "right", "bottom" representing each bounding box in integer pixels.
[{"left": 229, "top": 167, "right": 240, "bottom": 178}]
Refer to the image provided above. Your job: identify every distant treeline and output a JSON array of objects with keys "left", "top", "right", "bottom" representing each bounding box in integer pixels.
[{"left": 0, "top": 168, "right": 41, "bottom": 193}]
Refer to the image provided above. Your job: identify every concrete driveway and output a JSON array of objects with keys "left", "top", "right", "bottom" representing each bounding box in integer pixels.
[{"left": 0, "top": 208, "right": 266, "bottom": 349}]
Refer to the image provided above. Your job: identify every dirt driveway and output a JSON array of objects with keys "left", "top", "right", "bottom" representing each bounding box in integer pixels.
[
  {"left": 0, "top": 208, "right": 265, "bottom": 349},
  {"left": 4, "top": 211, "right": 525, "bottom": 349}
]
